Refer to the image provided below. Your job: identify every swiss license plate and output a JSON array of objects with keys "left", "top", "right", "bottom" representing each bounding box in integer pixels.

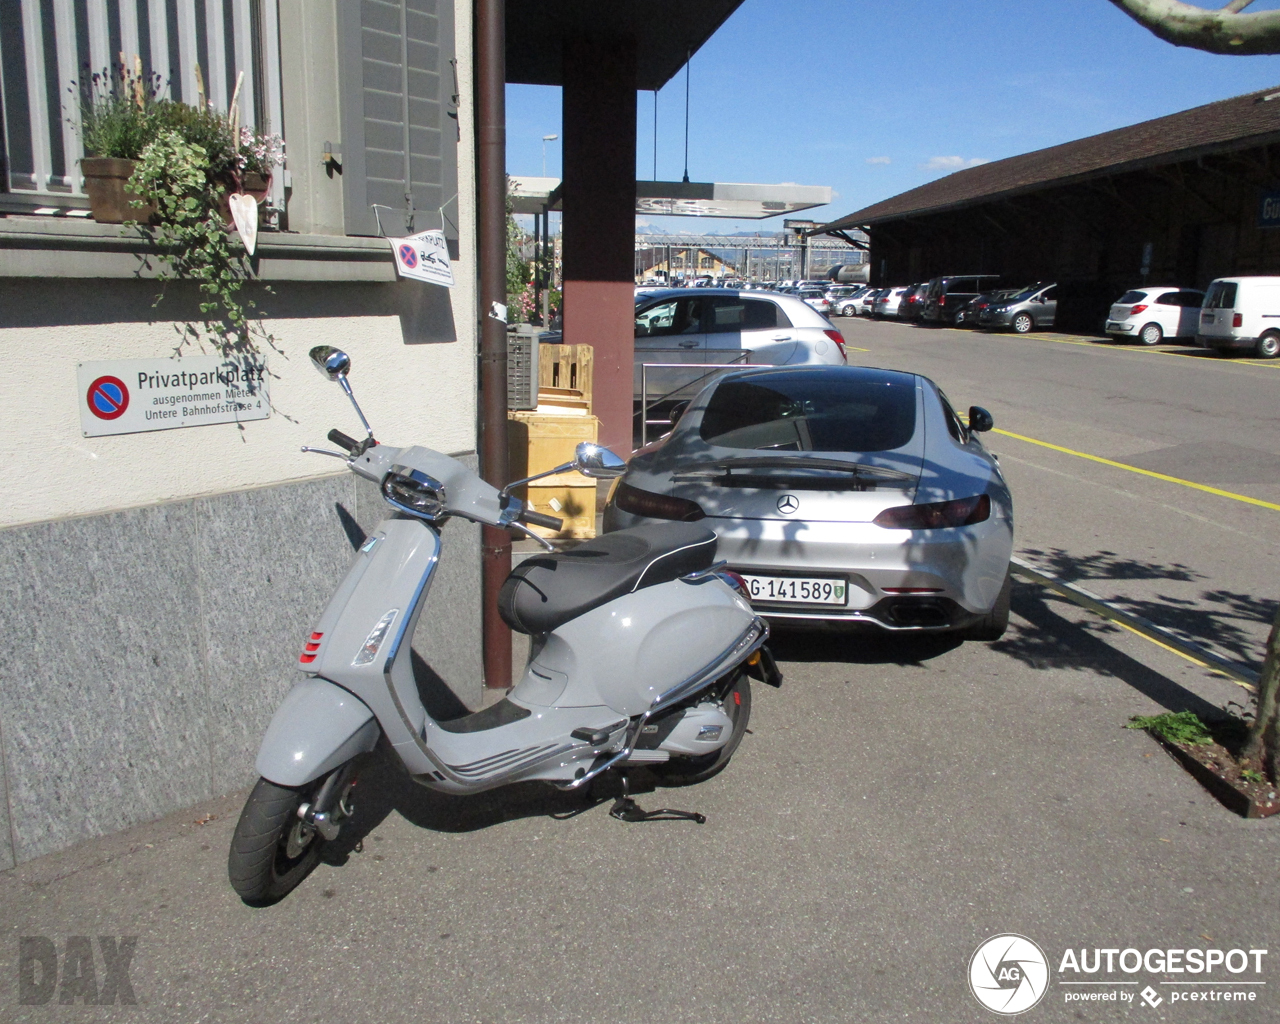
[{"left": 741, "top": 574, "right": 848, "bottom": 606}]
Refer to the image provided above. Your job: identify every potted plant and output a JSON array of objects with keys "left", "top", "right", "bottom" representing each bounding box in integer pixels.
[{"left": 77, "top": 65, "right": 161, "bottom": 223}]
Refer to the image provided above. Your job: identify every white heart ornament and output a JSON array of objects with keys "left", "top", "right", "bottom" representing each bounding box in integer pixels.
[{"left": 228, "top": 193, "right": 259, "bottom": 255}]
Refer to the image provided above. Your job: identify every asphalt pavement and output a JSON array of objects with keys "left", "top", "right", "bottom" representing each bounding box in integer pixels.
[{"left": 3, "top": 319, "right": 1279, "bottom": 1023}]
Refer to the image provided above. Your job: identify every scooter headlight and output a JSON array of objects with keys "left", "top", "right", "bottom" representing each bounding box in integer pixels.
[{"left": 382, "top": 465, "right": 446, "bottom": 519}]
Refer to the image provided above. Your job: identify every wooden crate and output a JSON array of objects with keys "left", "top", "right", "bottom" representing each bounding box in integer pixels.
[
  {"left": 539, "top": 344, "right": 593, "bottom": 408},
  {"left": 524, "top": 476, "right": 597, "bottom": 539},
  {"left": 508, "top": 411, "right": 599, "bottom": 481}
]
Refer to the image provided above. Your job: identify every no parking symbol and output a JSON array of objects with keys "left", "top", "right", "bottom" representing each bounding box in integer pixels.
[{"left": 86, "top": 376, "right": 129, "bottom": 420}]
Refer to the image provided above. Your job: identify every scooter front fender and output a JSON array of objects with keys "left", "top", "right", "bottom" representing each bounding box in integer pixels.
[{"left": 255, "top": 678, "right": 380, "bottom": 787}]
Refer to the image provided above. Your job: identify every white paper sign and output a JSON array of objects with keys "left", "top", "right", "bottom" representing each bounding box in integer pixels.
[
  {"left": 389, "top": 229, "right": 455, "bottom": 287},
  {"left": 228, "top": 193, "right": 259, "bottom": 255},
  {"left": 78, "top": 355, "right": 269, "bottom": 437}
]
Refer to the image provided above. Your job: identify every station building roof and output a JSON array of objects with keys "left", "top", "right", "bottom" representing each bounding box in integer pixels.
[{"left": 819, "top": 85, "right": 1280, "bottom": 231}]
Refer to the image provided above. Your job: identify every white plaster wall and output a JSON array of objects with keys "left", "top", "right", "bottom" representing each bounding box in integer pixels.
[{"left": 0, "top": 297, "right": 474, "bottom": 528}]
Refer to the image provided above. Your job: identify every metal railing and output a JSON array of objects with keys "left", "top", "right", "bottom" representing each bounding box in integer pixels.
[
  {"left": 0, "top": 0, "right": 283, "bottom": 212},
  {"left": 638, "top": 355, "right": 750, "bottom": 447}
]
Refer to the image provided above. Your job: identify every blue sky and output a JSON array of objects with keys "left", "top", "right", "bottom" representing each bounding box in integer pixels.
[{"left": 506, "top": 0, "right": 1280, "bottom": 234}]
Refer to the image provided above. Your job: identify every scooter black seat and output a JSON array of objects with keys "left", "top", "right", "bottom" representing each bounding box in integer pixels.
[{"left": 498, "top": 522, "right": 718, "bottom": 635}]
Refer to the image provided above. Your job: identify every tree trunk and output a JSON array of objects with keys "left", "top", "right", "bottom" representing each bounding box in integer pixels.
[
  {"left": 1106, "top": 0, "right": 1280, "bottom": 56},
  {"left": 1245, "top": 604, "right": 1280, "bottom": 780}
]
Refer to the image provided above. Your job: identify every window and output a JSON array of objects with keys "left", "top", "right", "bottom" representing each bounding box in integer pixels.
[
  {"left": 700, "top": 369, "right": 918, "bottom": 453},
  {"left": 1041, "top": 286, "right": 1057, "bottom": 301},
  {"left": 636, "top": 298, "right": 700, "bottom": 337},
  {"left": 1156, "top": 292, "right": 1181, "bottom": 306},
  {"left": 705, "top": 298, "right": 786, "bottom": 333},
  {"left": 1179, "top": 291, "right": 1205, "bottom": 307},
  {"left": 936, "top": 388, "right": 968, "bottom": 444},
  {"left": 1203, "top": 282, "right": 1238, "bottom": 309},
  {"left": 1117, "top": 290, "right": 1148, "bottom": 304}
]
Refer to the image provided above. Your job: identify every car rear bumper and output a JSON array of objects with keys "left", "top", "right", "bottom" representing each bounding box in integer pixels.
[
  {"left": 603, "top": 509, "right": 1013, "bottom": 627},
  {"left": 1105, "top": 321, "right": 1134, "bottom": 333}
]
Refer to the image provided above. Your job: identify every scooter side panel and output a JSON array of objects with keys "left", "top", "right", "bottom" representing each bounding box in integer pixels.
[{"left": 255, "top": 678, "right": 380, "bottom": 786}]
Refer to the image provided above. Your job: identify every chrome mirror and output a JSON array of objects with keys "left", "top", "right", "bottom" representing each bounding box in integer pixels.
[
  {"left": 310, "top": 346, "right": 350, "bottom": 381},
  {"left": 573, "top": 442, "right": 626, "bottom": 479},
  {"left": 308, "top": 346, "right": 374, "bottom": 440}
]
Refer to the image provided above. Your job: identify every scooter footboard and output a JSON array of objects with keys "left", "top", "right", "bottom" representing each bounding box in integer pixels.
[{"left": 255, "top": 678, "right": 380, "bottom": 787}]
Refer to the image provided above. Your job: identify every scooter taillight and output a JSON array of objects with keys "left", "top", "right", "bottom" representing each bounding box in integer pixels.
[
  {"left": 719, "top": 570, "right": 751, "bottom": 600},
  {"left": 299, "top": 631, "right": 324, "bottom": 665}
]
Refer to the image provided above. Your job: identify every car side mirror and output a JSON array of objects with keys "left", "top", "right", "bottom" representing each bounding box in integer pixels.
[
  {"left": 573, "top": 442, "right": 626, "bottom": 478},
  {"left": 669, "top": 401, "right": 689, "bottom": 427},
  {"left": 968, "top": 406, "right": 994, "bottom": 433}
]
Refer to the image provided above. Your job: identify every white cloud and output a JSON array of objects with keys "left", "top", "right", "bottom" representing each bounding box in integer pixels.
[
  {"left": 865, "top": 156, "right": 891, "bottom": 165},
  {"left": 921, "top": 156, "right": 989, "bottom": 171}
]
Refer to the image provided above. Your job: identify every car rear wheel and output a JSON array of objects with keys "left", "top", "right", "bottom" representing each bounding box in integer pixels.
[
  {"left": 1256, "top": 331, "right": 1280, "bottom": 359},
  {"left": 1011, "top": 313, "right": 1034, "bottom": 334},
  {"left": 1138, "top": 322, "right": 1163, "bottom": 346}
]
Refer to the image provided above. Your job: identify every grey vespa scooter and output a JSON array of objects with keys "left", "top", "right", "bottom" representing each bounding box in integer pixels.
[{"left": 228, "top": 346, "right": 779, "bottom": 902}]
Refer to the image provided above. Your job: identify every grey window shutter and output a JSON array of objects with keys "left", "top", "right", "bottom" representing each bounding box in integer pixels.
[{"left": 338, "top": 0, "right": 457, "bottom": 241}]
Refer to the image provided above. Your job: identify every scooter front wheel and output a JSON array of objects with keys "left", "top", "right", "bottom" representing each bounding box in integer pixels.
[
  {"left": 228, "top": 776, "right": 327, "bottom": 903},
  {"left": 653, "top": 672, "right": 752, "bottom": 787}
]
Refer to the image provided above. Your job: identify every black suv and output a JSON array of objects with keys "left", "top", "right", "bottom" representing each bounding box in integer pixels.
[{"left": 922, "top": 275, "right": 1002, "bottom": 325}]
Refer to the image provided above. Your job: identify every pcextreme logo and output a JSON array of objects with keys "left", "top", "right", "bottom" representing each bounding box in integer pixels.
[{"left": 968, "top": 935, "right": 1270, "bottom": 1014}]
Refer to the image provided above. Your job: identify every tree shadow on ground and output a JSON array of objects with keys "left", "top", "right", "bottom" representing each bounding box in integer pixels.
[
  {"left": 997, "top": 580, "right": 1237, "bottom": 724},
  {"left": 1020, "top": 547, "right": 1275, "bottom": 665}
]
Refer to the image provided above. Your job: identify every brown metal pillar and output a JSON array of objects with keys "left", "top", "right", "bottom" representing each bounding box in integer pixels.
[
  {"left": 476, "top": 0, "right": 511, "bottom": 689},
  {"left": 561, "top": 33, "right": 638, "bottom": 455}
]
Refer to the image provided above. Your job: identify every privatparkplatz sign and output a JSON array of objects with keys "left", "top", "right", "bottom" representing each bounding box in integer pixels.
[{"left": 78, "top": 355, "right": 269, "bottom": 437}]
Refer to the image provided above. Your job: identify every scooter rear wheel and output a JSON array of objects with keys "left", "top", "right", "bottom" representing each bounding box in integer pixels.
[
  {"left": 228, "top": 776, "right": 326, "bottom": 904},
  {"left": 653, "top": 672, "right": 752, "bottom": 787}
]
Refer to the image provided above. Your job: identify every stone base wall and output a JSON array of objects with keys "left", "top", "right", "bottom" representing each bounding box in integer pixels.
[{"left": 0, "top": 465, "right": 482, "bottom": 867}]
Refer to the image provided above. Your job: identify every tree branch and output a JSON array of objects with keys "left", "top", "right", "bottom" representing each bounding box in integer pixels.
[{"left": 1107, "top": 0, "right": 1280, "bottom": 55}]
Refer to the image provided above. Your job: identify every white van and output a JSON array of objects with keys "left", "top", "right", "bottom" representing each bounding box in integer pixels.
[{"left": 1197, "top": 277, "right": 1280, "bottom": 358}]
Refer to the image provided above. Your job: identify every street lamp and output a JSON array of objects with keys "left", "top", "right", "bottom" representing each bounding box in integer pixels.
[{"left": 542, "top": 134, "right": 558, "bottom": 178}]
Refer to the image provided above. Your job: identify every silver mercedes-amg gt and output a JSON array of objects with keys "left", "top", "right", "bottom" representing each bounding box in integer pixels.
[{"left": 603, "top": 365, "right": 1014, "bottom": 639}]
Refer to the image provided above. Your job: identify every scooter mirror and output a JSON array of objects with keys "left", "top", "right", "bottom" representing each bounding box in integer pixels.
[
  {"left": 310, "top": 346, "right": 351, "bottom": 382},
  {"left": 573, "top": 442, "right": 626, "bottom": 478}
]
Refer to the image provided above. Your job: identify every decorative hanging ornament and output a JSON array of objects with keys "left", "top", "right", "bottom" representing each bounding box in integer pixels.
[{"left": 228, "top": 193, "right": 259, "bottom": 255}]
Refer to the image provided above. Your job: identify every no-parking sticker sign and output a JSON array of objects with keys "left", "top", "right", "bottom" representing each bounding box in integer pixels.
[
  {"left": 389, "top": 229, "right": 455, "bottom": 288},
  {"left": 77, "top": 355, "right": 269, "bottom": 437}
]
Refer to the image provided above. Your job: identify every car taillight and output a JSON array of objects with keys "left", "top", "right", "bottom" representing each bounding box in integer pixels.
[
  {"left": 1233, "top": 312, "right": 1243, "bottom": 327},
  {"left": 1129, "top": 304, "right": 1148, "bottom": 315},
  {"left": 939, "top": 295, "right": 946, "bottom": 306},
  {"left": 823, "top": 329, "right": 847, "bottom": 361},
  {"left": 300, "top": 631, "right": 324, "bottom": 665},
  {"left": 613, "top": 481, "right": 705, "bottom": 522},
  {"left": 873, "top": 494, "right": 991, "bottom": 530}
]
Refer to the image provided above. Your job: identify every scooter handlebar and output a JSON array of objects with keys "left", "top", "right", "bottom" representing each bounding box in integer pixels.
[
  {"left": 520, "top": 510, "right": 563, "bottom": 531},
  {"left": 328, "top": 429, "right": 360, "bottom": 453}
]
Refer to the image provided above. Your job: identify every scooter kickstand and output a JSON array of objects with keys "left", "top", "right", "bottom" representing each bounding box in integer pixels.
[{"left": 608, "top": 772, "right": 706, "bottom": 824}]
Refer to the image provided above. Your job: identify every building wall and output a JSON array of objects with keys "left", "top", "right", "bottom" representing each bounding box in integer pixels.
[{"left": 0, "top": 0, "right": 481, "bottom": 868}]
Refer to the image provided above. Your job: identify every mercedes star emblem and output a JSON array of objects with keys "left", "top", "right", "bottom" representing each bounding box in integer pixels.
[{"left": 776, "top": 494, "right": 799, "bottom": 514}]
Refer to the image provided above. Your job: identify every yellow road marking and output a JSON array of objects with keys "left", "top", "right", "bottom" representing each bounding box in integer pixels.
[
  {"left": 845, "top": 346, "right": 870, "bottom": 352},
  {"left": 992, "top": 428, "right": 1280, "bottom": 512},
  {"left": 1110, "top": 620, "right": 1250, "bottom": 688}
]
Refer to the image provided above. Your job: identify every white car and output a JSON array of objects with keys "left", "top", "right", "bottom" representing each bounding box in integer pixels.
[
  {"left": 1197, "top": 277, "right": 1280, "bottom": 358},
  {"left": 1105, "top": 287, "right": 1204, "bottom": 345},
  {"left": 633, "top": 288, "right": 848, "bottom": 369},
  {"left": 854, "top": 288, "right": 882, "bottom": 316},
  {"left": 873, "top": 286, "right": 909, "bottom": 319}
]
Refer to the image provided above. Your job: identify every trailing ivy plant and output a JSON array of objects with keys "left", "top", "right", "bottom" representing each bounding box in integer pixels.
[{"left": 127, "top": 129, "right": 270, "bottom": 358}]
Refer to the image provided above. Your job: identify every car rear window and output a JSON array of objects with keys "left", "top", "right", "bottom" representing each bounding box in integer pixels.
[
  {"left": 1204, "top": 282, "right": 1238, "bottom": 309},
  {"left": 1117, "top": 290, "right": 1147, "bottom": 304},
  {"left": 706, "top": 297, "right": 787, "bottom": 332},
  {"left": 699, "top": 369, "right": 917, "bottom": 453}
]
